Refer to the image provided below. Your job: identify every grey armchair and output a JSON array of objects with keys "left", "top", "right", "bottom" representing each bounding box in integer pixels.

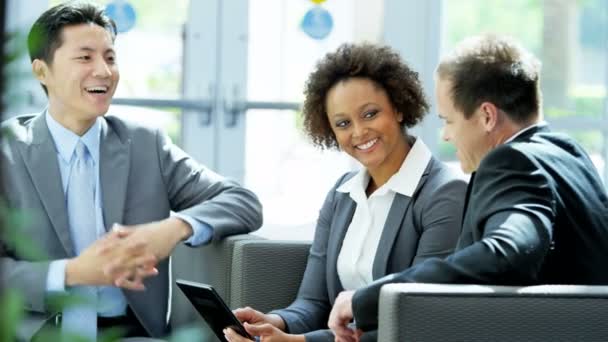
[
  {"left": 379, "top": 283, "right": 608, "bottom": 341},
  {"left": 170, "top": 234, "right": 311, "bottom": 338},
  {"left": 173, "top": 234, "right": 608, "bottom": 341}
]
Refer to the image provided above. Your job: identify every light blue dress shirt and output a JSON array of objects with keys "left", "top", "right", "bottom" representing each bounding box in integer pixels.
[{"left": 44, "top": 111, "right": 212, "bottom": 317}]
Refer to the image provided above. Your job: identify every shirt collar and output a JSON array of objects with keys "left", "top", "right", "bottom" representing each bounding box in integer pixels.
[
  {"left": 337, "top": 168, "right": 368, "bottom": 194},
  {"left": 504, "top": 121, "right": 548, "bottom": 144},
  {"left": 45, "top": 110, "right": 101, "bottom": 164},
  {"left": 336, "top": 138, "right": 432, "bottom": 197}
]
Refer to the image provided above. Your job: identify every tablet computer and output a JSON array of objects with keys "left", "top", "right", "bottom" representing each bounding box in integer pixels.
[{"left": 176, "top": 279, "right": 253, "bottom": 341}]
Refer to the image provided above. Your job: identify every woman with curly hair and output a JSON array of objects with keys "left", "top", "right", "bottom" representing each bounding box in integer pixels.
[{"left": 225, "top": 43, "right": 467, "bottom": 342}]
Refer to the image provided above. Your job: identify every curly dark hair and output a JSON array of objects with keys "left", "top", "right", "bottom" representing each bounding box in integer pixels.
[{"left": 302, "top": 43, "right": 429, "bottom": 149}]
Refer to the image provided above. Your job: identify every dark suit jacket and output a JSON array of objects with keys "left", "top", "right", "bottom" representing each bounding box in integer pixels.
[
  {"left": 353, "top": 125, "right": 608, "bottom": 331},
  {"left": 272, "top": 156, "right": 467, "bottom": 342},
  {"left": 0, "top": 113, "right": 263, "bottom": 339}
]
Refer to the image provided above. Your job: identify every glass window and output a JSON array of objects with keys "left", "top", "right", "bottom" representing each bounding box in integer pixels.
[
  {"left": 51, "top": 0, "right": 190, "bottom": 142},
  {"left": 245, "top": 0, "right": 384, "bottom": 237},
  {"left": 442, "top": 0, "right": 607, "bottom": 183}
]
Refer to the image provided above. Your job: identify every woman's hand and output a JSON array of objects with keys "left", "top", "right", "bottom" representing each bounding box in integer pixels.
[
  {"left": 233, "top": 307, "right": 286, "bottom": 331},
  {"left": 224, "top": 322, "right": 304, "bottom": 342},
  {"left": 226, "top": 307, "right": 303, "bottom": 342}
]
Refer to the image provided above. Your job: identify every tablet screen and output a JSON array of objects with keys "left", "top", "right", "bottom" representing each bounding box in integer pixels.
[{"left": 176, "top": 279, "right": 253, "bottom": 341}]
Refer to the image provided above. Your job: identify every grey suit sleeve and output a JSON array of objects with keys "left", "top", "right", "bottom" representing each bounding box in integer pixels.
[
  {"left": 0, "top": 256, "right": 52, "bottom": 313},
  {"left": 270, "top": 177, "right": 347, "bottom": 335},
  {"left": 154, "top": 129, "right": 263, "bottom": 242},
  {"left": 411, "top": 177, "right": 467, "bottom": 265},
  {"left": 1, "top": 231, "right": 55, "bottom": 338},
  {"left": 0, "top": 143, "right": 54, "bottom": 314}
]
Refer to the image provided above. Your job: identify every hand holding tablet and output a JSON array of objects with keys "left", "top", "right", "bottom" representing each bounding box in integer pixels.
[{"left": 176, "top": 279, "right": 254, "bottom": 341}]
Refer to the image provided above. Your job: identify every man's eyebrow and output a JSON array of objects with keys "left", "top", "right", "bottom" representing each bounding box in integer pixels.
[
  {"left": 75, "top": 47, "right": 115, "bottom": 54},
  {"left": 78, "top": 47, "right": 95, "bottom": 52}
]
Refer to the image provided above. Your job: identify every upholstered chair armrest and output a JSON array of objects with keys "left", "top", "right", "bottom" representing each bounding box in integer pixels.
[
  {"left": 378, "top": 283, "right": 608, "bottom": 342},
  {"left": 171, "top": 234, "right": 265, "bottom": 327},
  {"left": 229, "top": 239, "right": 312, "bottom": 312}
]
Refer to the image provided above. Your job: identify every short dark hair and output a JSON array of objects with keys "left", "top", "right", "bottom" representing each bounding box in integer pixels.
[
  {"left": 302, "top": 43, "right": 429, "bottom": 149},
  {"left": 436, "top": 34, "right": 541, "bottom": 124},
  {"left": 27, "top": 1, "right": 117, "bottom": 94}
]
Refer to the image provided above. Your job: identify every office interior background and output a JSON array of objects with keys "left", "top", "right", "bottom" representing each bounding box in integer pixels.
[{"left": 4, "top": 0, "right": 607, "bottom": 240}]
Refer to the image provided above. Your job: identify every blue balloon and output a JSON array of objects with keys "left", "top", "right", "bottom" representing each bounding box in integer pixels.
[
  {"left": 105, "top": 1, "right": 137, "bottom": 33},
  {"left": 301, "top": 6, "right": 333, "bottom": 40}
]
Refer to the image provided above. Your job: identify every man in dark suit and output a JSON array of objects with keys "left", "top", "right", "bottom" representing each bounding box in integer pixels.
[
  {"left": 0, "top": 2, "right": 262, "bottom": 340},
  {"left": 328, "top": 34, "right": 608, "bottom": 340}
]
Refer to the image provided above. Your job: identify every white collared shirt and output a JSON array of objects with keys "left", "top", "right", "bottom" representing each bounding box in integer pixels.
[
  {"left": 336, "top": 138, "right": 432, "bottom": 290},
  {"left": 45, "top": 111, "right": 128, "bottom": 316}
]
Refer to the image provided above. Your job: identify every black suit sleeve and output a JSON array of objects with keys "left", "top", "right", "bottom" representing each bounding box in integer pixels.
[{"left": 352, "top": 146, "right": 556, "bottom": 331}]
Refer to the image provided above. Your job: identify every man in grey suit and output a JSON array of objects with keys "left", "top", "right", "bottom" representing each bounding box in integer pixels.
[{"left": 0, "top": 2, "right": 262, "bottom": 340}]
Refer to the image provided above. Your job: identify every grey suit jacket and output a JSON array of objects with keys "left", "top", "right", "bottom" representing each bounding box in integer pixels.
[
  {"left": 271, "top": 156, "right": 467, "bottom": 342},
  {"left": 0, "top": 113, "right": 263, "bottom": 340}
]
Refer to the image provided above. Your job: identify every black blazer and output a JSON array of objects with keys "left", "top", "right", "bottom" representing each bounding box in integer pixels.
[{"left": 353, "top": 125, "right": 608, "bottom": 331}]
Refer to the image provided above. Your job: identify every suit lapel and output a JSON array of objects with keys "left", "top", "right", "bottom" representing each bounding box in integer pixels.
[
  {"left": 371, "top": 157, "right": 434, "bottom": 279},
  {"left": 99, "top": 118, "right": 131, "bottom": 231},
  {"left": 326, "top": 194, "right": 356, "bottom": 295},
  {"left": 456, "top": 172, "right": 476, "bottom": 249},
  {"left": 371, "top": 193, "right": 411, "bottom": 279},
  {"left": 18, "top": 114, "right": 75, "bottom": 256}
]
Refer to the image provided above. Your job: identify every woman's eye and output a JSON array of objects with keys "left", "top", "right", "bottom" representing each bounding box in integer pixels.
[
  {"left": 336, "top": 120, "right": 350, "bottom": 128},
  {"left": 363, "top": 110, "right": 378, "bottom": 118}
]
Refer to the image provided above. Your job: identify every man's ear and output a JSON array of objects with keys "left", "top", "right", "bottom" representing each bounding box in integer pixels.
[
  {"left": 32, "top": 59, "right": 48, "bottom": 83},
  {"left": 479, "top": 102, "right": 499, "bottom": 133}
]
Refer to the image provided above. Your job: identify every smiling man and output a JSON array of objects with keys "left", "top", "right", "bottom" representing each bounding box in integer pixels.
[
  {"left": 327, "top": 35, "right": 608, "bottom": 341},
  {"left": 0, "top": 2, "right": 262, "bottom": 341}
]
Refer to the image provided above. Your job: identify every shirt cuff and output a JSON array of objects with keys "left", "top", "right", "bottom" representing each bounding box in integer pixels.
[
  {"left": 46, "top": 259, "right": 69, "bottom": 293},
  {"left": 172, "top": 212, "right": 213, "bottom": 246}
]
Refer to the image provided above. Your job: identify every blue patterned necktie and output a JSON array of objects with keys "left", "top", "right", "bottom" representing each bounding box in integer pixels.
[{"left": 62, "top": 140, "right": 98, "bottom": 340}]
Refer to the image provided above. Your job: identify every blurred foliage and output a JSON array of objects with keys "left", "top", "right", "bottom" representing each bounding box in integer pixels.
[
  {"left": 443, "top": 0, "right": 543, "bottom": 54},
  {"left": 0, "top": 204, "right": 45, "bottom": 260},
  {"left": 0, "top": 289, "right": 24, "bottom": 341},
  {"left": 165, "top": 110, "right": 182, "bottom": 144},
  {"left": 168, "top": 326, "right": 206, "bottom": 341},
  {"left": 567, "top": 130, "right": 603, "bottom": 154},
  {"left": 2, "top": 30, "right": 30, "bottom": 111},
  {"left": 545, "top": 92, "right": 604, "bottom": 118}
]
